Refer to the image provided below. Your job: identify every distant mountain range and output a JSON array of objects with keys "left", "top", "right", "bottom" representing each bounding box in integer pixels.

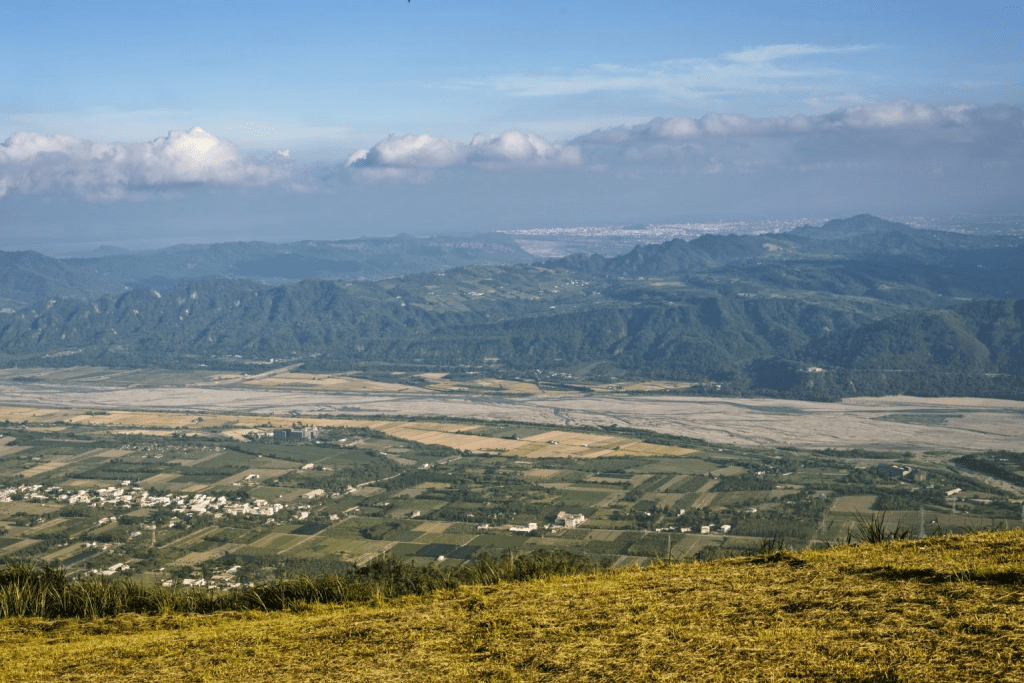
[
  {"left": 0, "top": 215, "right": 1021, "bottom": 400},
  {"left": 0, "top": 232, "right": 533, "bottom": 309}
]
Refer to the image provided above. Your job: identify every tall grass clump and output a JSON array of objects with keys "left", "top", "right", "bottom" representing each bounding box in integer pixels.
[
  {"left": 0, "top": 549, "right": 603, "bottom": 621},
  {"left": 847, "top": 511, "right": 913, "bottom": 544}
]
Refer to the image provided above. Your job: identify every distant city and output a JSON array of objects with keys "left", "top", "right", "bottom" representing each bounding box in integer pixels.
[{"left": 499, "top": 213, "right": 1024, "bottom": 257}]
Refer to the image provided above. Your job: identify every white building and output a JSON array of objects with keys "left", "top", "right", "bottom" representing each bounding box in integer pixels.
[{"left": 555, "top": 511, "right": 586, "bottom": 529}]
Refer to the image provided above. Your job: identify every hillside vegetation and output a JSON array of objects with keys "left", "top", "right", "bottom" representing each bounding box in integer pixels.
[{"left": 2, "top": 529, "right": 1023, "bottom": 682}]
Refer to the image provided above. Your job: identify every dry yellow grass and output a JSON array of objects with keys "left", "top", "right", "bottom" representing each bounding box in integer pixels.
[{"left": 4, "top": 530, "right": 1024, "bottom": 681}]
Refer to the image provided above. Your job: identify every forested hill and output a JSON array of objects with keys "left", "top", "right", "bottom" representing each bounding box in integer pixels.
[{"left": 1, "top": 213, "right": 1022, "bottom": 400}]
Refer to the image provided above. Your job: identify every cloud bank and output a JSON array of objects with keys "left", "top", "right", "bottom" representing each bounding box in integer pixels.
[
  {"left": 0, "top": 127, "right": 284, "bottom": 199},
  {"left": 567, "top": 101, "right": 1024, "bottom": 175},
  {"left": 342, "top": 102, "right": 1022, "bottom": 182},
  {"left": 1, "top": 103, "right": 1020, "bottom": 216}
]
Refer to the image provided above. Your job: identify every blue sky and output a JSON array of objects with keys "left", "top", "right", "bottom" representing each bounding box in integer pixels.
[{"left": 2, "top": 0, "right": 1022, "bottom": 251}]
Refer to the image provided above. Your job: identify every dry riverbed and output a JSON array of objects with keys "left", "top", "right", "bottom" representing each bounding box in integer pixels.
[{"left": 0, "top": 368, "right": 1021, "bottom": 452}]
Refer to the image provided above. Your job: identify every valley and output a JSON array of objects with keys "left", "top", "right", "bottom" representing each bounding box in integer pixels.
[{"left": 1, "top": 367, "right": 1021, "bottom": 588}]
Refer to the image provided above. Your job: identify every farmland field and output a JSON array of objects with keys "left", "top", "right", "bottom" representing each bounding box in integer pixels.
[{"left": 0, "top": 367, "right": 1022, "bottom": 587}]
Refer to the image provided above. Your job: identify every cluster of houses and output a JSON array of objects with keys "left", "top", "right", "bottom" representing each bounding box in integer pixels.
[
  {"left": 162, "top": 565, "right": 244, "bottom": 590},
  {"left": 90, "top": 562, "right": 131, "bottom": 577},
  {"left": 507, "top": 512, "right": 588, "bottom": 534},
  {"left": 1, "top": 483, "right": 45, "bottom": 502},
  {"left": 2, "top": 481, "right": 289, "bottom": 518}
]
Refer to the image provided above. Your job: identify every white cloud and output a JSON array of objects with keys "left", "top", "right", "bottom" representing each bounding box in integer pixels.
[
  {"left": 0, "top": 127, "right": 285, "bottom": 199},
  {"left": 353, "top": 134, "right": 466, "bottom": 168},
  {"left": 347, "top": 129, "right": 581, "bottom": 176},
  {"left": 450, "top": 43, "right": 879, "bottom": 101},
  {"left": 724, "top": 44, "right": 876, "bottom": 64}
]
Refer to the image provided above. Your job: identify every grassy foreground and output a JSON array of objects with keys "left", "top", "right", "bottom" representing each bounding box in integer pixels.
[{"left": 2, "top": 530, "right": 1023, "bottom": 682}]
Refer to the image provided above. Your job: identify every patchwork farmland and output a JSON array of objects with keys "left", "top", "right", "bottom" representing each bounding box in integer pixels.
[{"left": 1, "top": 395, "right": 1022, "bottom": 588}]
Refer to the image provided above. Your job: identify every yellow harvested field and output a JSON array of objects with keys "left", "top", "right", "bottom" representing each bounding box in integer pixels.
[
  {"left": 0, "top": 407, "right": 72, "bottom": 421},
  {"left": 375, "top": 425, "right": 517, "bottom": 452},
  {"left": 523, "top": 430, "right": 620, "bottom": 447},
  {"left": 502, "top": 441, "right": 549, "bottom": 456},
  {"left": 0, "top": 445, "right": 30, "bottom": 457},
  {"left": 412, "top": 521, "right": 452, "bottom": 533},
  {"left": 71, "top": 411, "right": 196, "bottom": 428},
  {"left": 433, "top": 434, "right": 516, "bottom": 451},
  {"left": 574, "top": 448, "right": 617, "bottom": 458}
]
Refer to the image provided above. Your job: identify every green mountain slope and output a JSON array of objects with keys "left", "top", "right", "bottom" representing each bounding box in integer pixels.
[{"left": 4, "top": 530, "right": 1023, "bottom": 682}]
